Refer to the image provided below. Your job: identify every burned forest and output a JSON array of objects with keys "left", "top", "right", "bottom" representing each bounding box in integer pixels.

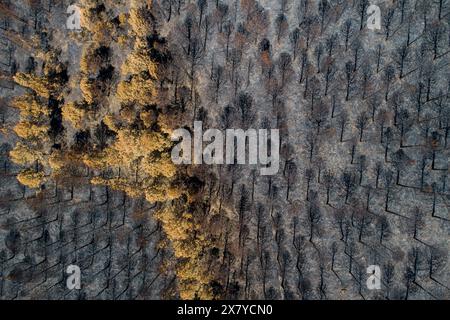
[{"left": 0, "top": 0, "right": 449, "bottom": 301}]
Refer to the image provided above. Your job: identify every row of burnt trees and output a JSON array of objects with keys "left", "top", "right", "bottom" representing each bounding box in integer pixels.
[{"left": 0, "top": 173, "right": 172, "bottom": 299}]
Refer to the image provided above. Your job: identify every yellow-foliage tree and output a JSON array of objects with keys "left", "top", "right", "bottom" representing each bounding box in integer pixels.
[
  {"left": 116, "top": 75, "right": 158, "bottom": 105},
  {"left": 9, "top": 141, "right": 45, "bottom": 167},
  {"left": 61, "top": 102, "right": 87, "bottom": 130},
  {"left": 12, "top": 94, "right": 50, "bottom": 118},
  {"left": 16, "top": 169, "right": 45, "bottom": 189},
  {"left": 13, "top": 72, "right": 58, "bottom": 99},
  {"left": 121, "top": 38, "right": 158, "bottom": 78},
  {"left": 14, "top": 51, "right": 66, "bottom": 99},
  {"left": 129, "top": 1, "right": 155, "bottom": 38}
]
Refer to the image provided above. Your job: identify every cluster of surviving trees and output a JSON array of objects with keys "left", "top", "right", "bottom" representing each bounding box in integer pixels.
[
  {"left": 1, "top": 0, "right": 218, "bottom": 299},
  {"left": 0, "top": 0, "right": 449, "bottom": 300}
]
